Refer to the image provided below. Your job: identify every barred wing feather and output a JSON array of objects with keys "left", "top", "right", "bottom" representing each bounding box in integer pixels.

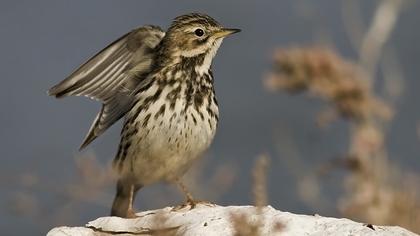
[{"left": 48, "top": 25, "right": 165, "bottom": 149}]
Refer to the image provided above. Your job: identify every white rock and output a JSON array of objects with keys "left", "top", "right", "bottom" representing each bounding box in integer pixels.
[{"left": 47, "top": 204, "right": 418, "bottom": 236}]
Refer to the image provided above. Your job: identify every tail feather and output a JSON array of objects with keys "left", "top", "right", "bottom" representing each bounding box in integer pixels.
[{"left": 79, "top": 107, "right": 103, "bottom": 150}]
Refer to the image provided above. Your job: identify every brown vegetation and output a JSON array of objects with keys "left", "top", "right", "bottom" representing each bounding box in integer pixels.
[{"left": 267, "top": 46, "right": 420, "bottom": 232}]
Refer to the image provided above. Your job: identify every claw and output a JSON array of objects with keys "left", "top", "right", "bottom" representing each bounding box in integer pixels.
[
  {"left": 172, "top": 178, "right": 216, "bottom": 211},
  {"left": 126, "top": 208, "right": 140, "bottom": 218},
  {"left": 172, "top": 199, "right": 215, "bottom": 211}
]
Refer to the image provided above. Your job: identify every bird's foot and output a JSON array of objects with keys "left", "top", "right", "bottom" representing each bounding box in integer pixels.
[
  {"left": 172, "top": 199, "right": 215, "bottom": 211},
  {"left": 125, "top": 208, "right": 140, "bottom": 218}
]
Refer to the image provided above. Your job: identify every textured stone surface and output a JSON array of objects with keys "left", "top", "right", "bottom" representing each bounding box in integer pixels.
[{"left": 47, "top": 204, "right": 418, "bottom": 236}]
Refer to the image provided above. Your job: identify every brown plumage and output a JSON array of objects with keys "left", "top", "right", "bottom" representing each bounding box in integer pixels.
[{"left": 48, "top": 13, "right": 240, "bottom": 218}]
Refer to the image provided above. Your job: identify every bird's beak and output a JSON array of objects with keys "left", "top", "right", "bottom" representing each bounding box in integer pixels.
[{"left": 214, "top": 28, "right": 241, "bottom": 38}]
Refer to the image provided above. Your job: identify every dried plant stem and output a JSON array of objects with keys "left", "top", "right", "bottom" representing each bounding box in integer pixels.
[
  {"left": 231, "top": 155, "right": 281, "bottom": 236},
  {"left": 253, "top": 155, "right": 270, "bottom": 209},
  {"left": 359, "top": 0, "right": 404, "bottom": 83}
]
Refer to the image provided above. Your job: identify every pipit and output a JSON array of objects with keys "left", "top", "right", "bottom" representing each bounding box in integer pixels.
[{"left": 48, "top": 13, "right": 240, "bottom": 218}]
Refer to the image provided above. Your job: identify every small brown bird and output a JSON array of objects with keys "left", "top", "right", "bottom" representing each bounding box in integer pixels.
[{"left": 48, "top": 13, "right": 240, "bottom": 218}]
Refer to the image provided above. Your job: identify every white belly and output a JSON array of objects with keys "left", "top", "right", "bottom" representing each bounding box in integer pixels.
[{"left": 119, "top": 94, "right": 218, "bottom": 185}]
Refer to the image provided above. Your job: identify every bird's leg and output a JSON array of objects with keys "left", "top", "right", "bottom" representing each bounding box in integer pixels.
[
  {"left": 111, "top": 179, "right": 142, "bottom": 218},
  {"left": 175, "top": 178, "right": 196, "bottom": 207},
  {"left": 172, "top": 178, "right": 214, "bottom": 211},
  {"left": 127, "top": 183, "right": 143, "bottom": 218},
  {"left": 126, "top": 184, "right": 137, "bottom": 218}
]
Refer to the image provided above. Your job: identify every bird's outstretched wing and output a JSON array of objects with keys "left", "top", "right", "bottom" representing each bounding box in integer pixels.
[{"left": 48, "top": 25, "right": 165, "bottom": 149}]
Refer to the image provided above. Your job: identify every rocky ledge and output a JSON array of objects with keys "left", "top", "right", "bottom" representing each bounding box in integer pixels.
[{"left": 47, "top": 204, "right": 418, "bottom": 236}]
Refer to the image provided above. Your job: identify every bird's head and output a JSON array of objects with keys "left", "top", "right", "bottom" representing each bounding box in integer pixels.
[{"left": 160, "top": 13, "right": 240, "bottom": 63}]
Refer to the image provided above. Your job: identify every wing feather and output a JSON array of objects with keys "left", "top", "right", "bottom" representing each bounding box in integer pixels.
[{"left": 48, "top": 25, "right": 165, "bottom": 149}]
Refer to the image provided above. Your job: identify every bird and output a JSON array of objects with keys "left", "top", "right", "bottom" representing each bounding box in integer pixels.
[{"left": 48, "top": 13, "right": 240, "bottom": 218}]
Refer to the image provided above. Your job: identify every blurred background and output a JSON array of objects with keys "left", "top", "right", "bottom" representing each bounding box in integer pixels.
[{"left": 1, "top": 0, "right": 420, "bottom": 235}]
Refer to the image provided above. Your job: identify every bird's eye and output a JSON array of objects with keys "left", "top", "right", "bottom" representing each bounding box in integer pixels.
[{"left": 194, "top": 28, "right": 204, "bottom": 37}]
